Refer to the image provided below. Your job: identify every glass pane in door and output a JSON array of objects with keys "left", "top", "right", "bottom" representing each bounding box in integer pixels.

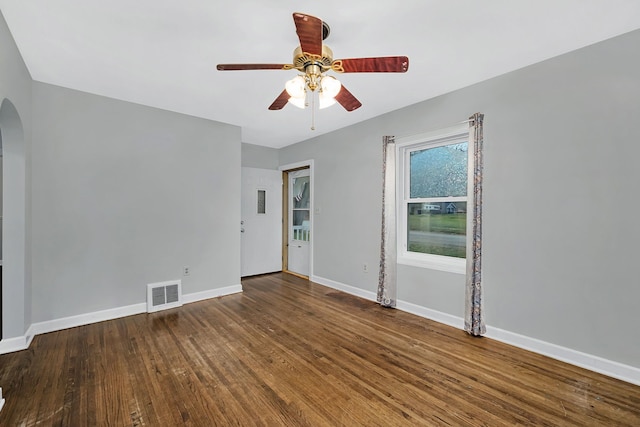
[
  {"left": 292, "top": 176, "right": 310, "bottom": 209},
  {"left": 292, "top": 210, "right": 310, "bottom": 241},
  {"left": 291, "top": 175, "right": 310, "bottom": 242}
]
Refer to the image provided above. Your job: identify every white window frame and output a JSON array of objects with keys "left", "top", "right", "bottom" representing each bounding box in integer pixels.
[{"left": 396, "top": 123, "right": 472, "bottom": 274}]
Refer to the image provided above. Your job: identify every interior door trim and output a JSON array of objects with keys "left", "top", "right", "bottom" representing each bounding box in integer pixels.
[{"left": 279, "top": 160, "right": 314, "bottom": 279}]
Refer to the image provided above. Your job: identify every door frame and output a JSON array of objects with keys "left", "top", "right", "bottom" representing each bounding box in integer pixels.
[{"left": 279, "top": 160, "right": 314, "bottom": 278}]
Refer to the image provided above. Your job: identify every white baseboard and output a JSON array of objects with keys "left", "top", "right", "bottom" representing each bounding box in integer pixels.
[
  {"left": 30, "top": 302, "right": 148, "bottom": 337},
  {"left": 0, "top": 284, "right": 243, "bottom": 355},
  {"left": 0, "top": 334, "right": 30, "bottom": 354},
  {"left": 311, "top": 275, "right": 640, "bottom": 387},
  {"left": 396, "top": 300, "right": 465, "bottom": 330},
  {"left": 182, "top": 284, "right": 242, "bottom": 304},
  {"left": 484, "top": 326, "right": 640, "bottom": 387},
  {"left": 311, "top": 275, "right": 377, "bottom": 301}
]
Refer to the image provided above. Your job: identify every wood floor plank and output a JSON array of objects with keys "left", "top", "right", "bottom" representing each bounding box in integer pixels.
[{"left": 1, "top": 272, "right": 639, "bottom": 426}]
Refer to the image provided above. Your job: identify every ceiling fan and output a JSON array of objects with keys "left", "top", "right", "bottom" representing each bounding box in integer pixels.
[{"left": 216, "top": 12, "right": 409, "bottom": 113}]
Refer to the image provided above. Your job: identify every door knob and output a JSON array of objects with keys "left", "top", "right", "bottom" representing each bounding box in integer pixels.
[{"left": 241, "top": 228, "right": 245, "bottom": 233}]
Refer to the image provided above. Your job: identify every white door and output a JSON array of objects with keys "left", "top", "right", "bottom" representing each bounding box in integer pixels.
[
  {"left": 241, "top": 167, "right": 282, "bottom": 277},
  {"left": 288, "top": 169, "right": 310, "bottom": 276}
]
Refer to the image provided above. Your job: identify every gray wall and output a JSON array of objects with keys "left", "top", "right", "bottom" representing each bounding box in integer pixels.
[
  {"left": 241, "top": 143, "right": 279, "bottom": 169},
  {"left": 1, "top": 158, "right": 3, "bottom": 260},
  {"left": 0, "top": 11, "right": 32, "bottom": 339},
  {"left": 31, "top": 83, "right": 241, "bottom": 322},
  {"left": 279, "top": 29, "right": 640, "bottom": 368}
]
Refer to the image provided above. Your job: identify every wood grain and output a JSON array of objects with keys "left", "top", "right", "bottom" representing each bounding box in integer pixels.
[
  {"left": 216, "top": 64, "right": 288, "bottom": 71},
  {"left": 334, "top": 85, "right": 362, "bottom": 112},
  {"left": 293, "top": 13, "right": 323, "bottom": 57},
  {"left": 334, "top": 56, "right": 409, "bottom": 73},
  {"left": 268, "top": 89, "right": 290, "bottom": 111},
  {"left": 1, "top": 272, "right": 639, "bottom": 425}
]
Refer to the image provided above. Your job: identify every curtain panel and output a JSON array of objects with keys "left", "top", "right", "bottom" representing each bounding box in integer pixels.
[
  {"left": 464, "top": 113, "right": 486, "bottom": 336},
  {"left": 378, "top": 114, "right": 485, "bottom": 332},
  {"left": 377, "top": 135, "right": 397, "bottom": 308}
]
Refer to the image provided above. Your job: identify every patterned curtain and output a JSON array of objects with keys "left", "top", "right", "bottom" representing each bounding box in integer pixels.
[
  {"left": 377, "top": 136, "right": 397, "bottom": 308},
  {"left": 464, "top": 113, "right": 486, "bottom": 336}
]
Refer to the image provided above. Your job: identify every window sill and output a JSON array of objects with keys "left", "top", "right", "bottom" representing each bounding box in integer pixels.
[{"left": 397, "top": 254, "right": 466, "bottom": 275}]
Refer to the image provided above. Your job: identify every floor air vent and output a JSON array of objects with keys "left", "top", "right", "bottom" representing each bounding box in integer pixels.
[{"left": 147, "top": 280, "right": 183, "bottom": 313}]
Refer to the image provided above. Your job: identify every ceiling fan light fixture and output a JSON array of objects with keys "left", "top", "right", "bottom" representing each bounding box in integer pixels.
[
  {"left": 288, "top": 95, "right": 307, "bottom": 109},
  {"left": 318, "top": 75, "right": 341, "bottom": 109},
  {"left": 285, "top": 75, "right": 306, "bottom": 98},
  {"left": 318, "top": 93, "right": 337, "bottom": 109},
  {"left": 320, "top": 76, "right": 341, "bottom": 98}
]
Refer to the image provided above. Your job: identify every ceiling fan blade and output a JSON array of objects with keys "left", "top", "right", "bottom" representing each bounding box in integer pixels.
[
  {"left": 293, "top": 13, "right": 323, "bottom": 56},
  {"left": 217, "top": 64, "right": 290, "bottom": 71},
  {"left": 334, "top": 85, "right": 362, "bottom": 112},
  {"left": 332, "top": 56, "right": 409, "bottom": 73},
  {"left": 268, "top": 89, "right": 290, "bottom": 110}
]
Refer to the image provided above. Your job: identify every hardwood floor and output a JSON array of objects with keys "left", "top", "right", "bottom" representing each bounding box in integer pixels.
[{"left": 1, "top": 273, "right": 639, "bottom": 426}]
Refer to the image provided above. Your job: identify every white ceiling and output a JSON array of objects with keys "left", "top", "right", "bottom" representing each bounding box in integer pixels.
[{"left": 1, "top": 1, "right": 640, "bottom": 148}]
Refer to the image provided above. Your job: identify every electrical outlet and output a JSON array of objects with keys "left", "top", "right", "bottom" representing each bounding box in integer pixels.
[
  {"left": 183, "top": 266, "right": 190, "bottom": 276},
  {"left": 363, "top": 263, "right": 369, "bottom": 273}
]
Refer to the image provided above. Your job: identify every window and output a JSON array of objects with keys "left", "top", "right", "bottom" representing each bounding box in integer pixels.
[
  {"left": 397, "top": 123, "right": 471, "bottom": 273},
  {"left": 257, "top": 189, "right": 266, "bottom": 214}
]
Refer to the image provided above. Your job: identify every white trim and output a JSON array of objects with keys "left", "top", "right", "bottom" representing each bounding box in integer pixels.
[
  {"left": 0, "top": 387, "right": 4, "bottom": 413},
  {"left": 280, "top": 159, "right": 315, "bottom": 278},
  {"left": 484, "top": 326, "right": 640, "bottom": 387},
  {"left": 30, "top": 302, "right": 148, "bottom": 336},
  {"left": 0, "top": 334, "right": 31, "bottom": 354},
  {"left": 182, "top": 284, "right": 243, "bottom": 304},
  {"left": 396, "top": 300, "right": 465, "bottom": 330},
  {"left": 25, "top": 325, "right": 35, "bottom": 348},
  {"left": 396, "top": 123, "right": 469, "bottom": 146},
  {"left": 397, "top": 253, "right": 465, "bottom": 274},
  {"left": 311, "top": 275, "right": 377, "bottom": 302},
  {"left": 0, "top": 285, "right": 243, "bottom": 355},
  {"left": 396, "top": 124, "right": 471, "bottom": 274},
  {"left": 311, "top": 275, "right": 640, "bottom": 387}
]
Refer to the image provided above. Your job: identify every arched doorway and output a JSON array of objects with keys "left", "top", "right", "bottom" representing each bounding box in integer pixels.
[{"left": 0, "top": 98, "right": 27, "bottom": 342}]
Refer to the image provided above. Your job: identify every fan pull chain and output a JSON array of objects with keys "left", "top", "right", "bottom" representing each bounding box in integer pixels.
[{"left": 310, "top": 90, "right": 316, "bottom": 131}]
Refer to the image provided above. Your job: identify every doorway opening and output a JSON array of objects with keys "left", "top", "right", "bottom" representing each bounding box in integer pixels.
[
  {"left": 0, "top": 98, "right": 27, "bottom": 343},
  {"left": 281, "top": 160, "right": 314, "bottom": 279}
]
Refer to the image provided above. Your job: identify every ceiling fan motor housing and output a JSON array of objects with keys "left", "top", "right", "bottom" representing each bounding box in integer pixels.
[
  {"left": 292, "top": 45, "right": 334, "bottom": 91},
  {"left": 322, "top": 21, "right": 330, "bottom": 40},
  {"left": 292, "top": 45, "right": 334, "bottom": 71}
]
